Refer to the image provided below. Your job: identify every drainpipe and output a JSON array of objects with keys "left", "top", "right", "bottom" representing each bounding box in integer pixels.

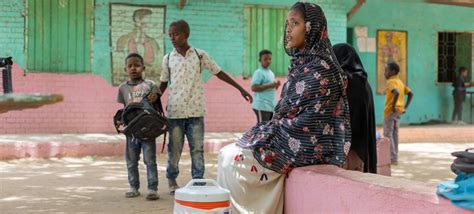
[
  {"left": 178, "top": 0, "right": 186, "bottom": 9},
  {"left": 347, "top": 0, "right": 366, "bottom": 21}
]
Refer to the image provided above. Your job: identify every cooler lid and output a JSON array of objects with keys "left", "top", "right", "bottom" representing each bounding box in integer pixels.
[{"left": 175, "top": 179, "right": 230, "bottom": 202}]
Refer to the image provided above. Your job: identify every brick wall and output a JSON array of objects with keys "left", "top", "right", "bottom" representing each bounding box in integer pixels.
[
  {"left": 93, "top": 0, "right": 349, "bottom": 82},
  {"left": 0, "top": 65, "right": 121, "bottom": 134},
  {"left": 0, "top": 65, "right": 284, "bottom": 133},
  {"left": 1, "top": 0, "right": 348, "bottom": 73},
  {"left": 1, "top": 0, "right": 348, "bottom": 134},
  {"left": 0, "top": 0, "right": 25, "bottom": 66}
]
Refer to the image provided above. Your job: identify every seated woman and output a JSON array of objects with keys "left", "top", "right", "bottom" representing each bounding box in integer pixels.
[
  {"left": 333, "top": 43, "right": 377, "bottom": 173},
  {"left": 217, "top": 2, "right": 351, "bottom": 213}
]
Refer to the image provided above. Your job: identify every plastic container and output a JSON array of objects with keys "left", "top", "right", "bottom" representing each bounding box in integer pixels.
[{"left": 174, "top": 179, "right": 231, "bottom": 214}]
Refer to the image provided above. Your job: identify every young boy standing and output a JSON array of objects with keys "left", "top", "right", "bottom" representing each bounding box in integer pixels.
[
  {"left": 383, "top": 62, "right": 413, "bottom": 164},
  {"left": 159, "top": 20, "right": 252, "bottom": 195},
  {"left": 251, "top": 50, "right": 280, "bottom": 123},
  {"left": 117, "top": 53, "right": 160, "bottom": 200}
]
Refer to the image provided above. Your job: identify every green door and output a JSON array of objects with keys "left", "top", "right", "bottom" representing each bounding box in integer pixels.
[
  {"left": 27, "top": 0, "right": 93, "bottom": 72},
  {"left": 244, "top": 6, "right": 289, "bottom": 78}
]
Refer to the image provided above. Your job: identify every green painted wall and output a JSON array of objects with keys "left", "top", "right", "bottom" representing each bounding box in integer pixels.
[
  {"left": 1, "top": 0, "right": 349, "bottom": 81},
  {"left": 93, "top": 0, "right": 350, "bottom": 82},
  {"left": 348, "top": 0, "right": 474, "bottom": 124},
  {"left": 0, "top": 0, "right": 25, "bottom": 66},
  {"left": 7, "top": 0, "right": 474, "bottom": 125}
]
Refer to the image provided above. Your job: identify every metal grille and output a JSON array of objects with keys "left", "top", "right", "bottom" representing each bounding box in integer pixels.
[
  {"left": 438, "top": 32, "right": 472, "bottom": 82},
  {"left": 438, "top": 32, "right": 456, "bottom": 82}
]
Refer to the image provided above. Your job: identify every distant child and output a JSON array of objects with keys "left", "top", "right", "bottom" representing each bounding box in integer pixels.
[
  {"left": 250, "top": 50, "right": 280, "bottom": 123},
  {"left": 116, "top": 53, "right": 160, "bottom": 200},
  {"left": 383, "top": 62, "right": 413, "bottom": 164},
  {"left": 452, "top": 66, "right": 472, "bottom": 125}
]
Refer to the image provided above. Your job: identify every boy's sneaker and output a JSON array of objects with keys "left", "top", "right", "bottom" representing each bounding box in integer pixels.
[
  {"left": 168, "top": 179, "right": 180, "bottom": 195},
  {"left": 146, "top": 190, "right": 160, "bottom": 200},
  {"left": 125, "top": 188, "right": 140, "bottom": 198}
]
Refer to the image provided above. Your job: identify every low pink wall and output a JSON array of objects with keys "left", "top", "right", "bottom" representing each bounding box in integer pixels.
[
  {"left": 0, "top": 142, "right": 124, "bottom": 159},
  {"left": 285, "top": 165, "right": 468, "bottom": 213},
  {"left": 0, "top": 65, "right": 284, "bottom": 134},
  {"left": 0, "top": 139, "right": 235, "bottom": 160},
  {"left": 377, "top": 137, "right": 391, "bottom": 176}
]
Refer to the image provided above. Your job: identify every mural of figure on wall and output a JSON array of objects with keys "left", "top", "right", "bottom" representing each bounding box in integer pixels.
[
  {"left": 116, "top": 9, "right": 159, "bottom": 68},
  {"left": 380, "top": 32, "right": 400, "bottom": 65},
  {"left": 110, "top": 5, "right": 165, "bottom": 85},
  {"left": 376, "top": 30, "right": 407, "bottom": 94}
]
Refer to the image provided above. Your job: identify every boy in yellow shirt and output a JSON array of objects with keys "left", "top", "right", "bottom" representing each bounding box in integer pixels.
[{"left": 383, "top": 62, "right": 413, "bottom": 164}]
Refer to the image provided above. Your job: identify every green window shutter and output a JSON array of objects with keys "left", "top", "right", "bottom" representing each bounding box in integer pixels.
[
  {"left": 244, "top": 6, "right": 289, "bottom": 77},
  {"left": 27, "top": 0, "right": 93, "bottom": 73},
  {"left": 455, "top": 33, "right": 472, "bottom": 80}
]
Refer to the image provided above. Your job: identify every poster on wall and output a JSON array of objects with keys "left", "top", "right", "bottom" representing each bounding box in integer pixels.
[
  {"left": 376, "top": 30, "right": 407, "bottom": 94},
  {"left": 110, "top": 4, "right": 165, "bottom": 85}
]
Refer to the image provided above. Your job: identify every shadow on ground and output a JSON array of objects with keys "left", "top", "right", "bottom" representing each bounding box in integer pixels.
[
  {"left": 1, "top": 142, "right": 472, "bottom": 213},
  {"left": 0, "top": 154, "right": 219, "bottom": 213},
  {"left": 391, "top": 143, "right": 472, "bottom": 184}
]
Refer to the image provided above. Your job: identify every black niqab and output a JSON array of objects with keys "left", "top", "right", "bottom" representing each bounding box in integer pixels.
[{"left": 333, "top": 43, "right": 377, "bottom": 173}]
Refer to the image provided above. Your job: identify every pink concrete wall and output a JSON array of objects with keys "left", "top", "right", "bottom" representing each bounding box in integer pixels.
[
  {"left": 0, "top": 138, "right": 236, "bottom": 160},
  {"left": 0, "top": 65, "right": 121, "bottom": 134},
  {"left": 377, "top": 137, "right": 391, "bottom": 176},
  {"left": 0, "top": 65, "right": 284, "bottom": 134},
  {"left": 285, "top": 165, "right": 468, "bottom": 214}
]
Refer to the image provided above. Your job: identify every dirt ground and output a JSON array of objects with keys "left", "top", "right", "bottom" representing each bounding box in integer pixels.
[
  {"left": 0, "top": 154, "right": 219, "bottom": 213},
  {"left": 0, "top": 142, "right": 472, "bottom": 213}
]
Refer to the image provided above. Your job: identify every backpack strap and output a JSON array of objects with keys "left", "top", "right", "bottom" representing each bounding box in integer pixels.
[
  {"left": 166, "top": 49, "right": 203, "bottom": 77},
  {"left": 193, "top": 48, "right": 202, "bottom": 73},
  {"left": 120, "top": 102, "right": 145, "bottom": 125},
  {"left": 161, "top": 132, "right": 167, "bottom": 154},
  {"left": 143, "top": 80, "right": 165, "bottom": 114},
  {"left": 166, "top": 53, "right": 171, "bottom": 80}
]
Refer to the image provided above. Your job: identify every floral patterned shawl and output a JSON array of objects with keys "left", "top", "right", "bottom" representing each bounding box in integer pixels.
[{"left": 237, "top": 2, "right": 351, "bottom": 174}]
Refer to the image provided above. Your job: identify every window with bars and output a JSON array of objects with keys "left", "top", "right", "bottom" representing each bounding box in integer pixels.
[{"left": 437, "top": 32, "right": 473, "bottom": 83}]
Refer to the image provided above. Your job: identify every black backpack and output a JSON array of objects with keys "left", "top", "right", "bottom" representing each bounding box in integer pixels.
[
  {"left": 114, "top": 95, "right": 169, "bottom": 143},
  {"left": 451, "top": 148, "right": 474, "bottom": 174}
]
